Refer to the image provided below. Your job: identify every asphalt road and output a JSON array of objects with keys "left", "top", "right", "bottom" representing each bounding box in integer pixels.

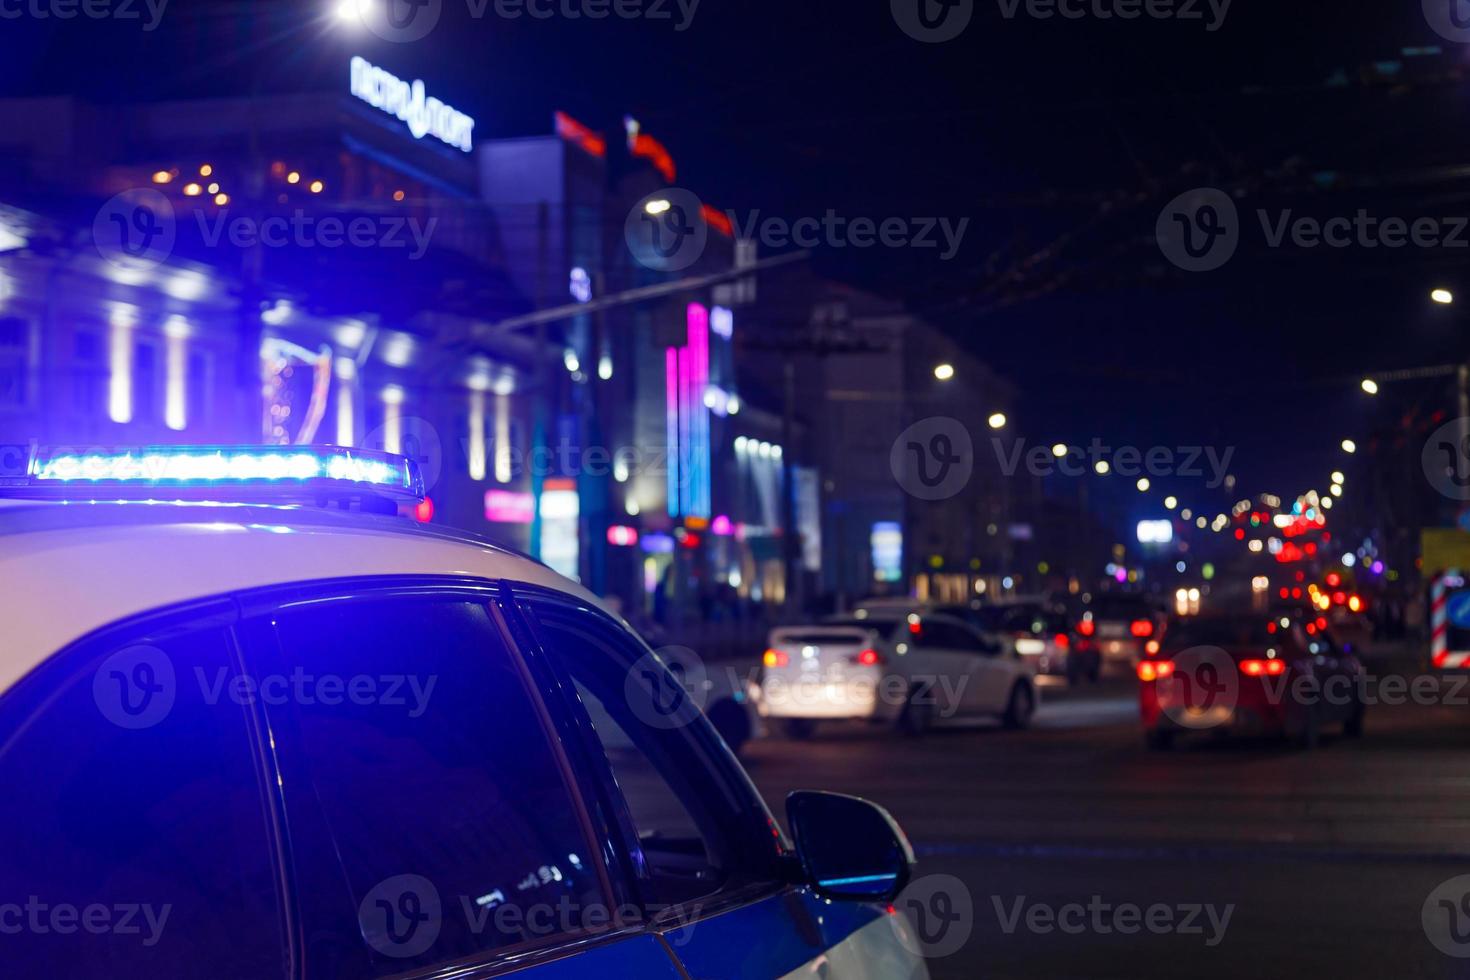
[{"left": 741, "top": 649, "right": 1470, "bottom": 979}]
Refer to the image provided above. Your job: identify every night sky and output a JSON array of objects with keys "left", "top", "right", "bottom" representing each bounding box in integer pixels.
[{"left": 4, "top": 0, "right": 1467, "bottom": 510}]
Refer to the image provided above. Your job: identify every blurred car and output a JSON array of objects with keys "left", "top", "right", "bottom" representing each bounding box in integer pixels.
[
  {"left": 1138, "top": 611, "right": 1366, "bottom": 750},
  {"left": 1076, "top": 593, "right": 1166, "bottom": 672},
  {"left": 759, "top": 608, "right": 1038, "bottom": 738},
  {"left": 940, "top": 600, "right": 1099, "bottom": 684},
  {"left": 0, "top": 444, "right": 929, "bottom": 980}
]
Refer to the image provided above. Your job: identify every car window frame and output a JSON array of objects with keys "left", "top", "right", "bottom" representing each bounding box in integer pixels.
[
  {"left": 505, "top": 584, "right": 795, "bottom": 930},
  {"left": 0, "top": 595, "right": 296, "bottom": 980},
  {"left": 231, "top": 575, "right": 644, "bottom": 979}
]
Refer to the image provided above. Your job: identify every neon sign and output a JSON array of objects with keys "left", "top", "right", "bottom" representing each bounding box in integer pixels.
[{"left": 350, "top": 57, "right": 475, "bottom": 153}]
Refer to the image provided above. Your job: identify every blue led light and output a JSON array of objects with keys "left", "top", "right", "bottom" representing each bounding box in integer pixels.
[{"left": 24, "top": 446, "right": 423, "bottom": 501}]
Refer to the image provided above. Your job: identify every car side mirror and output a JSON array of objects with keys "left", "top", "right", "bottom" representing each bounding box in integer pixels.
[{"left": 787, "top": 791, "right": 914, "bottom": 902}]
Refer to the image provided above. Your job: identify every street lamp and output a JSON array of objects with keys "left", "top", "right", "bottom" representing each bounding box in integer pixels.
[
  {"left": 1136, "top": 478, "right": 1150, "bottom": 492},
  {"left": 934, "top": 363, "right": 955, "bottom": 381},
  {"left": 1164, "top": 495, "right": 1177, "bottom": 509},
  {"left": 987, "top": 412, "right": 1007, "bottom": 430},
  {"left": 1432, "top": 288, "right": 1455, "bottom": 305},
  {"left": 334, "top": 0, "right": 367, "bottom": 23},
  {"left": 1360, "top": 378, "right": 1379, "bottom": 395},
  {"left": 1051, "top": 443, "right": 1067, "bottom": 457},
  {"left": 1341, "top": 439, "right": 1357, "bottom": 454}
]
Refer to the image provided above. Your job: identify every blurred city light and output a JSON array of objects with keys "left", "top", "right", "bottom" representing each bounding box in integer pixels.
[
  {"left": 987, "top": 412, "right": 1007, "bottom": 430},
  {"left": 1360, "top": 378, "right": 1379, "bottom": 395},
  {"left": 1432, "top": 288, "right": 1455, "bottom": 305},
  {"left": 934, "top": 363, "right": 955, "bottom": 381}
]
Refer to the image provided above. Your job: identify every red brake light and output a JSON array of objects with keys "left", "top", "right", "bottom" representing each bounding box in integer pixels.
[
  {"left": 1239, "top": 658, "right": 1286, "bottom": 676},
  {"left": 762, "top": 649, "right": 788, "bottom": 668},
  {"left": 1055, "top": 633, "right": 1070, "bottom": 650},
  {"left": 1137, "top": 660, "right": 1175, "bottom": 682},
  {"left": 1130, "top": 619, "right": 1154, "bottom": 638},
  {"left": 852, "top": 648, "right": 883, "bottom": 667},
  {"left": 1078, "top": 619, "right": 1095, "bottom": 637}
]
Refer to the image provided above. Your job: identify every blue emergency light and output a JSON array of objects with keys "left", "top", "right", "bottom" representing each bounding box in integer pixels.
[{"left": 0, "top": 445, "right": 424, "bottom": 505}]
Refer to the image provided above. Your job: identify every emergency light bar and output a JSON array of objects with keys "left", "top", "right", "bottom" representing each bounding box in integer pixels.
[{"left": 1, "top": 445, "right": 424, "bottom": 504}]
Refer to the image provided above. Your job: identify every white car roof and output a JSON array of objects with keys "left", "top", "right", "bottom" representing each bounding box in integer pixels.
[{"left": 0, "top": 501, "right": 603, "bottom": 697}]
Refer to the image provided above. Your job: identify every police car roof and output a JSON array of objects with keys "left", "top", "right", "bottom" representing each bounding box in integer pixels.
[{"left": 0, "top": 499, "right": 603, "bottom": 697}]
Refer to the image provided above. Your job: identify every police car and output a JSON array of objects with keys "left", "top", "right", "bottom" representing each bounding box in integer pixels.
[{"left": 0, "top": 445, "right": 929, "bottom": 979}]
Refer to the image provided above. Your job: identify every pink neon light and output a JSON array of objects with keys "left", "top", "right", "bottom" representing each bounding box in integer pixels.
[
  {"left": 485, "top": 490, "right": 535, "bottom": 524},
  {"left": 665, "top": 346, "right": 679, "bottom": 515}
]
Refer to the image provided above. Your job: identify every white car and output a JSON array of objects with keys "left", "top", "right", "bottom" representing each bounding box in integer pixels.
[
  {"left": 0, "top": 444, "right": 928, "bottom": 980},
  {"left": 759, "top": 608, "right": 1039, "bottom": 738}
]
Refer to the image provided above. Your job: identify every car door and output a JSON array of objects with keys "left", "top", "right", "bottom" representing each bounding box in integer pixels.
[
  {"left": 510, "top": 588, "right": 927, "bottom": 980},
  {"left": 914, "top": 614, "right": 1015, "bottom": 717},
  {"left": 232, "top": 581, "right": 690, "bottom": 980}
]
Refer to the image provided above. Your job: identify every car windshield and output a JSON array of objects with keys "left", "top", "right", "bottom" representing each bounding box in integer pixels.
[
  {"left": 1087, "top": 596, "right": 1158, "bottom": 621},
  {"left": 1164, "top": 618, "right": 1276, "bottom": 649}
]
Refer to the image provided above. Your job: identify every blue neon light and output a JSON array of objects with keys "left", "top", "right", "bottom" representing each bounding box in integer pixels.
[
  {"left": 27, "top": 446, "right": 423, "bottom": 499},
  {"left": 817, "top": 873, "right": 898, "bottom": 888}
]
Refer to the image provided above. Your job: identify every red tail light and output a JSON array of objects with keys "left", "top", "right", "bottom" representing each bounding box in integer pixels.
[
  {"left": 1239, "top": 658, "right": 1286, "bottom": 677},
  {"left": 1137, "top": 660, "right": 1175, "bottom": 682},
  {"left": 851, "top": 649, "right": 883, "bottom": 667},
  {"left": 1129, "top": 619, "right": 1154, "bottom": 638},
  {"left": 762, "top": 649, "right": 788, "bottom": 668},
  {"left": 1078, "top": 619, "right": 1095, "bottom": 637},
  {"left": 1055, "top": 633, "right": 1070, "bottom": 650}
]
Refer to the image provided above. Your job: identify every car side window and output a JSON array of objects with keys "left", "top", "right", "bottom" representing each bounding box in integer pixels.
[
  {"left": 0, "top": 614, "right": 286, "bottom": 979},
  {"left": 524, "top": 601, "right": 785, "bottom": 913},
  {"left": 253, "top": 596, "right": 608, "bottom": 977},
  {"left": 916, "top": 618, "right": 982, "bottom": 651}
]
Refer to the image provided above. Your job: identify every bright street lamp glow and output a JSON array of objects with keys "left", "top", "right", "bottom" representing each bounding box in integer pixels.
[
  {"left": 1360, "top": 378, "right": 1379, "bottom": 395},
  {"left": 1164, "top": 495, "right": 1178, "bottom": 509},
  {"left": 1432, "top": 288, "right": 1455, "bottom": 305},
  {"left": 934, "top": 363, "right": 955, "bottom": 381},
  {"left": 1051, "top": 443, "right": 1068, "bottom": 457},
  {"left": 1136, "top": 478, "right": 1150, "bottom": 492},
  {"left": 644, "top": 199, "right": 672, "bottom": 215},
  {"left": 1095, "top": 460, "right": 1110, "bottom": 475},
  {"left": 334, "top": 0, "right": 366, "bottom": 22},
  {"left": 1331, "top": 470, "right": 1344, "bottom": 484},
  {"left": 1341, "top": 439, "right": 1357, "bottom": 454},
  {"left": 987, "top": 412, "right": 1007, "bottom": 430}
]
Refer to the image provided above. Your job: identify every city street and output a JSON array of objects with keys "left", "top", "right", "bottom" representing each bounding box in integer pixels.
[{"left": 744, "top": 647, "right": 1470, "bottom": 979}]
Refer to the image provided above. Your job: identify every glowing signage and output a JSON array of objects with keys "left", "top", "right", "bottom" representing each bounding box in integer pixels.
[
  {"left": 485, "top": 490, "right": 534, "bottom": 524},
  {"left": 350, "top": 56, "right": 475, "bottom": 153},
  {"left": 871, "top": 522, "right": 903, "bottom": 583},
  {"left": 1137, "top": 519, "right": 1174, "bottom": 545},
  {"left": 540, "top": 479, "right": 581, "bottom": 581}
]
